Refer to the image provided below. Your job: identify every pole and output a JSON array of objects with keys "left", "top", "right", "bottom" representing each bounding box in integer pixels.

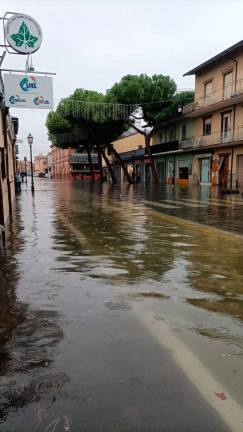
[
  {"left": 29, "top": 144, "right": 34, "bottom": 193},
  {"left": 24, "top": 158, "right": 27, "bottom": 183}
]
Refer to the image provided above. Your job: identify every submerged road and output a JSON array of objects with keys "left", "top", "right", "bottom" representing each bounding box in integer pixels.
[{"left": 1, "top": 180, "right": 243, "bottom": 432}]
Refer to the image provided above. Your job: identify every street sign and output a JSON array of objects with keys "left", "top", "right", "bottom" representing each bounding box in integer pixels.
[
  {"left": 4, "top": 73, "right": 53, "bottom": 109},
  {"left": 4, "top": 14, "right": 43, "bottom": 54}
]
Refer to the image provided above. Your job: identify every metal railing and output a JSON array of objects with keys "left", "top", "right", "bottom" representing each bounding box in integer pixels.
[
  {"left": 183, "top": 79, "right": 243, "bottom": 114},
  {"left": 181, "top": 127, "right": 243, "bottom": 150}
]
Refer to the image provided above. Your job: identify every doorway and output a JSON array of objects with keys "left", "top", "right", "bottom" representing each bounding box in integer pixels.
[
  {"left": 237, "top": 155, "right": 243, "bottom": 190},
  {"left": 156, "top": 161, "right": 165, "bottom": 183},
  {"left": 200, "top": 158, "right": 211, "bottom": 183}
]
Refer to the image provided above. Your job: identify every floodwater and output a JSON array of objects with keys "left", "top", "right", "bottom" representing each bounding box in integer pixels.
[{"left": 1, "top": 179, "right": 243, "bottom": 432}]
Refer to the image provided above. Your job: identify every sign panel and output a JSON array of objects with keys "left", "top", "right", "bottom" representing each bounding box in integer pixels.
[
  {"left": 4, "top": 14, "right": 43, "bottom": 54},
  {"left": 4, "top": 74, "right": 53, "bottom": 109}
]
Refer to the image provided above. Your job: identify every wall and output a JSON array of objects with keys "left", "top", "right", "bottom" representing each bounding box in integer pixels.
[
  {"left": 154, "top": 118, "right": 196, "bottom": 145},
  {"left": 52, "top": 146, "right": 75, "bottom": 178},
  {"left": 112, "top": 132, "right": 144, "bottom": 153},
  {"left": 0, "top": 110, "right": 16, "bottom": 228}
]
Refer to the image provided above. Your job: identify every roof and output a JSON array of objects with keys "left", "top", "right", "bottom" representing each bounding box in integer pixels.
[
  {"left": 184, "top": 40, "right": 243, "bottom": 76},
  {"left": 112, "top": 128, "right": 138, "bottom": 143},
  {"left": 120, "top": 128, "right": 138, "bottom": 138}
]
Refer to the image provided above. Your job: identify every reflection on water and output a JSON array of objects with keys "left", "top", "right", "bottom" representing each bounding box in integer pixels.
[{"left": 1, "top": 180, "right": 243, "bottom": 430}]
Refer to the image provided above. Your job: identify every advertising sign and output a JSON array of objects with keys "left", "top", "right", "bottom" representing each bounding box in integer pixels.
[
  {"left": 4, "top": 14, "right": 43, "bottom": 54},
  {"left": 4, "top": 74, "right": 53, "bottom": 109}
]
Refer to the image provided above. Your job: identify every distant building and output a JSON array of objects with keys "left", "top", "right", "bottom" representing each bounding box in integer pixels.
[
  {"left": 70, "top": 151, "right": 100, "bottom": 180},
  {"left": 47, "top": 151, "right": 53, "bottom": 176},
  {"left": 51, "top": 146, "right": 74, "bottom": 178},
  {"left": 51, "top": 145, "right": 101, "bottom": 180},
  {"left": 34, "top": 154, "right": 48, "bottom": 175},
  {"left": 17, "top": 158, "right": 34, "bottom": 174}
]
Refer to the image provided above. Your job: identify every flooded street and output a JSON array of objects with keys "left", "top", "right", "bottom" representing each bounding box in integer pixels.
[{"left": 1, "top": 179, "right": 243, "bottom": 432}]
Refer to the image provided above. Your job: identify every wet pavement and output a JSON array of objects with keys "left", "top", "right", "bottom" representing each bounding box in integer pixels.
[{"left": 1, "top": 179, "right": 243, "bottom": 431}]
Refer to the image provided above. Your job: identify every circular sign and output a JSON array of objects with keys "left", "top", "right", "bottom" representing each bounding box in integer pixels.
[{"left": 5, "top": 13, "right": 43, "bottom": 54}]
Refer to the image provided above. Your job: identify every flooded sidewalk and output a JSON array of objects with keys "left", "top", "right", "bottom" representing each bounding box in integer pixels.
[{"left": 1, "top": 179, "right": 243, "bottom": 431}]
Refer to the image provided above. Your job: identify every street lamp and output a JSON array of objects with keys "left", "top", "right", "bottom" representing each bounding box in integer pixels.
[
  {"left": 24, "top": 156, "right": 27, "bottom": 183},
  {"left": 27, "top": 133, "right": 34, "bottom": 193}
]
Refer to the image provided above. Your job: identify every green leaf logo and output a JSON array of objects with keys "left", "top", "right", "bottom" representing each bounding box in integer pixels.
[{"left": 11, "top": 21, "right": 38, "bottom": 49}]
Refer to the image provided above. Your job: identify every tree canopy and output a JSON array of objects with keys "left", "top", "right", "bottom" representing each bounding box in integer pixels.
[
  {"left": 46, "top": 88, "right": 128, "bottom": 148},
  {"left": 106, "top": 74, "right": 194, "bottom": 127}
]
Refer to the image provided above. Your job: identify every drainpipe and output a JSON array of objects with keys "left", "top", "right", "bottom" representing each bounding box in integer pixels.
[
  {"left": 230, "top": 105, "right": 236, "bottom": 191},
  {"left": 227, "top": 56, "right": 238, "bottom": 92}
]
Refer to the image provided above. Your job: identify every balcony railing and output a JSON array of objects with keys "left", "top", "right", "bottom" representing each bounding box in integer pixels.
[
  {"left": 181, "top": 127, "right": 243, "bottom": 150},
  {"left": 183, "top": 79, "right": 243, "bottom": 114}
]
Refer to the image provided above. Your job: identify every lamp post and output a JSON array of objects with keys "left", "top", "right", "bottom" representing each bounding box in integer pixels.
[
  {"left": 24, "top": 156, "right": 27, "bottom": 183},
  {"left": 27, "top": 133, "right": 34, "bottom": 193}
]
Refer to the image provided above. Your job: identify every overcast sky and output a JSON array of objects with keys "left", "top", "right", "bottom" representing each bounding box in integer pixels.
[{"left": 1, "top": 0, "right": 243, "bottom": 158}]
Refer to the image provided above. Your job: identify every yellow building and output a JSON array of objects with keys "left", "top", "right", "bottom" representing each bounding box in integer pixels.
[
  {"left": 183, "top": 40, "right": 243, "bottom": 190},
  {"left": 104, "top": 129, "right": 145, "bottom": 182}
]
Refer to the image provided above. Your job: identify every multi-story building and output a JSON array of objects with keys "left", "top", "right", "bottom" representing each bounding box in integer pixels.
[
  {"left": 51, "top": 146, "right": 74, "bottom": 178},
  {"left": 182, "top": 40, "right": 243, "bottom": 190},
  {"left": 34, "top": 153, "right": 48, "bottom": 175},
  {"left": 70, "top": 151, "right": 100, "bottom": 180},
  {"left": 0, "top": 108, "right": 18, "bottom": 234},
  {"left": 152, "top": 118, "right": 195, "bottom": 185}
]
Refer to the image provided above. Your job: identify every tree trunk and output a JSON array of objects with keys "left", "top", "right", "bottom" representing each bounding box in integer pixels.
[
  {"left": 86, "top": 145, "right": 95, "bottom": 181},
  {"left": 108, "top": 144, "right": 133, "bottom": 184},
  {"left": 145, "top": 134, "right": 158, "bottom": 185},
  {"left": 99, "top": 147, "right": 117, "bottom": 184},
  {"left": 96, "top": 144, "right": 104, "bottom": 182}
]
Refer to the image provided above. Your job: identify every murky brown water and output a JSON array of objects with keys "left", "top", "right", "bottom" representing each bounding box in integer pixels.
[{"left": 1, "top": 179, "right": 243, "bottom": 431}]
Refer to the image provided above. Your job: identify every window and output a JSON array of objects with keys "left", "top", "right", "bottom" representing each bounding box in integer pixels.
[
  {"left": 182, "top": 125, "right": 187, "bottom": 140},
  {"left": 224, "top": 71, "right": 233, "bottom": 99},
  {"left": 221, "top": 111, "right": 232, "bottom": 142},
  {"left": 204, "top": 80, "right": 213, "bottom": 106},
  {"left": 169, "top": 128, "right": 175, "bottom": 141},
  {"left": 203, "top": 117, "right": 212, "bottom": 136}
]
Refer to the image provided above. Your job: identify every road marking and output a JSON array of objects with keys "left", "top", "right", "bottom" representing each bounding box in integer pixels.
[
  {"left": 161, "top": 199, "right": 208, "bottom": 208},
  {"left": 58, "top": 214, "right": 89, "bottom": 247},
  {"left": 141, "top": 199, "right": 180, "bottom": 209},
  {"left": 209, "top": 198, "right": 243, "bottom": 206},
  {"left": 181, "top": 198, "right": 230, "bottom": 207},
  {"left": 143, "top": 208, "right": 243, "bottom": 241},
  {"left": 137, "top": 310, "right": 243, "bottom": 432}
]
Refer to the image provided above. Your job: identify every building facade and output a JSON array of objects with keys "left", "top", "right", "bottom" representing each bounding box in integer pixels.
[
  {"left": 0, "top": 108, "right": 18, "bottom": 234},
  {"left": 17, "top": 158, "right": 34, "bottom": 175},
  {"left": 70, "top": 152, "right": 101, "bottom": 180},
  {"left": 51, "top": 146, "right": 74, "bottom": 178},
  {"left": 182, "top": 40, "right": 243, "bottom": 190},
  {"left": 152, "top": 118, "right": 195, "bottom": 185},
  {"left": 34, "top": 154, "right": 48, "bottom": 175},
  {"left": 105, "top": 130, "right": 145, "bottom": 182}
]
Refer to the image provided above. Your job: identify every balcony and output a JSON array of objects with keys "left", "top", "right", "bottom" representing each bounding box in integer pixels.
[
  {"left": 70, "top": 153, "right": 98, "bottom": 164},
  {"left": 181, "top": 127, "right": 243, "bottom": 150},
  {"left": 183, "top": 79, "right": 243, "bottom": 116}
]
